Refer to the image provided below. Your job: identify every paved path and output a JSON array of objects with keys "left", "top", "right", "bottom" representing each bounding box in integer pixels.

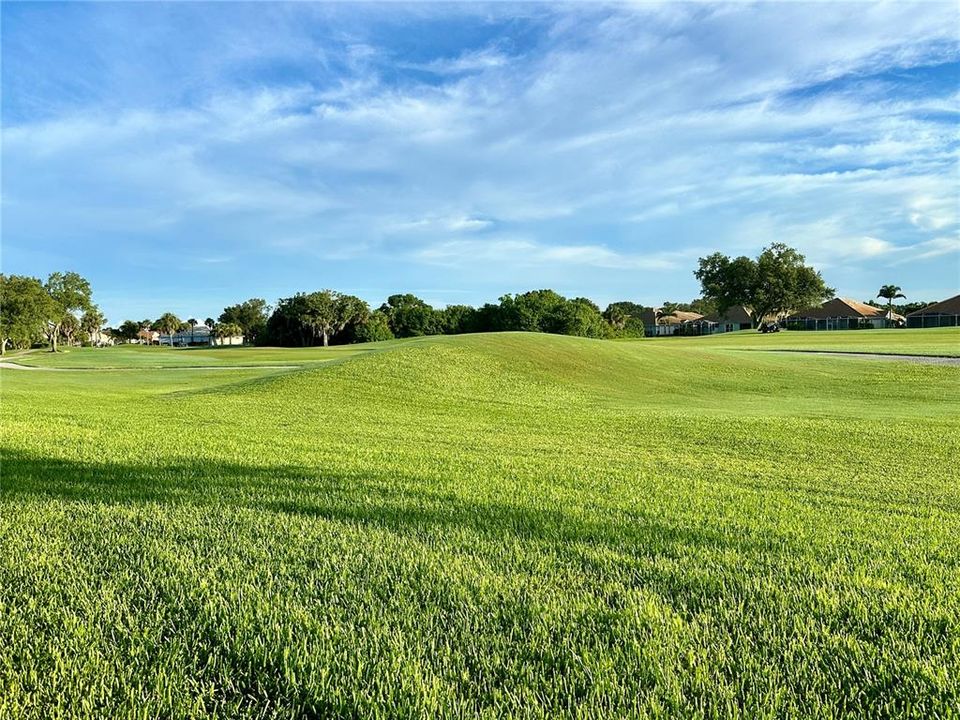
[
  {"left": 0, "top": 362, "right": 301, "bottom": 371},
  {"left": 764, "top": 350, "right": 960, "bottom": 366}
]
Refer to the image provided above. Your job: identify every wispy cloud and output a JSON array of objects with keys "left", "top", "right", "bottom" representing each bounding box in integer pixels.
[
  {"left": 401, "top": 47, "right": 511, "bottom": 75},
  {"left": 415, "top": 237, "right": 703, "bottom": 271}
]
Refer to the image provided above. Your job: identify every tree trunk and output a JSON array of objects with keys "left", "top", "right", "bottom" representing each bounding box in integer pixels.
[
  {"left": 322, "top": 329, "right": 329, "bottom": 347},
  {"left": 51, "top": 324, "right": 60, "bottom": 352},
  {"left": 1, "top": 339, "right": 6, "bottom": 356}
]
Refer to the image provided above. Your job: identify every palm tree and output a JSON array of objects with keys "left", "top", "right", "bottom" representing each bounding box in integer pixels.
[
  {"left": 187, "top": 318, "right": 197, "bottom": 345},
  {"left": 154, "top": 312, "right": 181, "bottom": 347},
  {"left": 214, "top": 322, "right": 242, "bottom": 346},
  {"left": 606, "top": 306, "right": 628, "bottom": 330},
  {"left": 877, "top": 285, "right": 906, "bottom": 326}
]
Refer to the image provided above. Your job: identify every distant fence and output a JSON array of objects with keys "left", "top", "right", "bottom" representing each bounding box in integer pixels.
[
  {"left": 785, "top": 318, "right": 880, "bottom": 331},
  {"left": 682, "top": 322, "right": 751, "bottom": 336},
  {"left": 906, "top": 315, "right": 959, "bottom": 329}
]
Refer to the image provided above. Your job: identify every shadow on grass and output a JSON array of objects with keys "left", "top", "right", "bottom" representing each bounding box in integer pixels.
[
  {"left": 5, "top": 448, "right": 876, "bottom": 691},
  {"left": 1, "top": 448, "right": 810, "bottom": 562}
]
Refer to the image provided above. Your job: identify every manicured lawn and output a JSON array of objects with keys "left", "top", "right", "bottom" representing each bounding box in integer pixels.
[
  {"left": 10, "top": 342, "right": 382, "bottom": 368},
  {"left": 660, "top": 326, "right": 960, "bottom": 357},
  {"left": 2, "top": 331, "right": 958, "bottom": 718}
]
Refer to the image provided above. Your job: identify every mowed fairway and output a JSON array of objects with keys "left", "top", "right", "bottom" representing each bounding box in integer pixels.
[{"left": 2, "top": 330, "right": 959, "bottom": 719}]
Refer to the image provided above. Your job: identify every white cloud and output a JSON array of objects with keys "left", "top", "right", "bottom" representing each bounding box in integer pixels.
[
  {"left": 401, "top": 47, "right": 511, "bottom": 75},
  {"left": 414, "top": 237, "right": 700, "bottom": 271},
  {"left": 4, "top": 1, "right": 958, "bottom": 305},
  {"left": 892, "top": 236, "right": 960, "bottom": 263},
  {"left": 444, "top": 216, "right": 493, "bottom": 232}
]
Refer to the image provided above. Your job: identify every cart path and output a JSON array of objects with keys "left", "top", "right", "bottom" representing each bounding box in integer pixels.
[
  {"left": 0, "top": 361, "right": 301, "bottom": 371},
  {"left": 759, "top": 350, "right": 960, "bottom": 365}
]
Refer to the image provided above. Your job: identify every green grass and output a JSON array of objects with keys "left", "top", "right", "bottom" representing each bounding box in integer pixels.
[
  {"left": 2, "top": 331, "right": 959, "bottom": 718},
  {"left": 9, "top": 342, "right": 382, "bottom": 368},
  {"left": 659, "top": 326, "right": 960, "bottom": 357}
]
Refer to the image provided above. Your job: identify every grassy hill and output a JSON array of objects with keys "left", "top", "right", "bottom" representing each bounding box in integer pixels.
[{"left": 2, "top": 331, "right": 958, "bottom": 718}]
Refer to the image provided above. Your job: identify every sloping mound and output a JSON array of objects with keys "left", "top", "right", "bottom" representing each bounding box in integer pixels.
[
  {"left": 215, "top": 333, "right": 598, "bottom": 413},
  {"left": 199, "top": 331, "right": 958, "bottom": 421}
]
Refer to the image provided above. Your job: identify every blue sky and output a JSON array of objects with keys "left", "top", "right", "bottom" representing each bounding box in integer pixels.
[{"left": 2, "top": 1, "right": 958, "bottom": 324}]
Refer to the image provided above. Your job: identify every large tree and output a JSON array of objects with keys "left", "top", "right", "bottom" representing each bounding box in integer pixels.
[
  {"left": 553, "top": 297, "right": 607, "bottom": 338},
  {"left": 352, "top": 311, "right": 395, "bottom": 343},
  {"left": 379, "top": 294, "right": 439, "bottom": 338},
  {"left": 266, "top": 295, "right": 313, "bottom": 346},
  {"left": 603, "top": 301, "right": 648, "bottom": 337},
  {"left": 695, "top": 243, "right": 833, "bottom": 326},
  {"left": 43, "top": 271, "right": 93, "bottom": 352},
  {"left": 304, "top": 290, "right": 369, "bottom": 347},
  {"left": 266, "top": 292, "right": 369, "bottom": 346},
  {"left": 437, "top": 304, "right": 478, "bottom": 335},
  {"left": 497, "top": 289, "right": 568, "bottom": 332},
  {"left": 60, "top": 313, "right": 81, "bottom": 347},
  {"left": 116, "top": 320, "right": 141, "bottom": 343},
  {"left": 219, "top": 298, "right": 270, "bottom": 345},
  {"left": 153, "top": 312, "right": 182, "bottom": 346},
  {"left": 0, "top": 274, "right": 55, "bottom": 355}
]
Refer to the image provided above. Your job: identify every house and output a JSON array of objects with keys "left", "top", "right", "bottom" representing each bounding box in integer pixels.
[
  {"left": 689, "top": 305, "right": 755, "bottom": 334},
  {"left": 137, "top": 329, "right": 161, "bottom": 345},
  {"left": 786, "top": 298, "right": 903, "bottom": 330},
  {"left": 157, "top": 325, "right": 244, "bottom": 347},
  {"left": 906, "top": 294, "right": 960, "bottom": 328},
  {"left": 641, "top": 309, "right": 704, "bottom": 336},
  {"left": 159, "top": 325, "right": 213, "bottom": 347},
  {"left": 210, "top": 331, "right": 244, "bottom": 346},
  {"left": 89, "top": 328, "right": 115, "bottom": 347}
]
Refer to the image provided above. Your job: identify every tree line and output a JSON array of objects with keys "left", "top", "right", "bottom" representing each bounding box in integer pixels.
[
  {"left": 0, "top": 272, "right": 657, "bottom": 352},
  {"left": 235, "top": 290, "right": 653, "bottom": 347},
  {"left": 139, "top": 242, "right": 839, "bottom": 348},
  {"left": 4, "top": 244, "right": 915, "bottom": 353}
]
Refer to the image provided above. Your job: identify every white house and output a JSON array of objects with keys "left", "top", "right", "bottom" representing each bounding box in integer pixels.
[
  {"left": 157, "top": 325, "right": 244, "bottom": 347},
  {"left": 89, "top": 328, "right": 115, "bottom": 346}
]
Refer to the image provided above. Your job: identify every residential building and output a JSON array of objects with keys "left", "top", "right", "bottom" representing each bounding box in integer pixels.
[
  {"left": 786, "top": 298, "right": 903, "bottom": 330},
  {"left": 137, "top": 329, "right": 161, "bottom": 345},
  {"left": 157, "top": 325, "right": 244, "bottom": 346},
  {"left": 641, "top": 309, "right": 704, "bottom": 336},
  {"left": 689, "top": 305, "right": 755, "bottom": 334},
  {"left": 906, "top": 294, "right": 960, "bottom": 328},
  {"left": 89, "top": 328, "right": 115, "bottom": 346}
]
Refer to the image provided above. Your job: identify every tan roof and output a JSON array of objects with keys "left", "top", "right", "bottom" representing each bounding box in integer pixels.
[
  {"left": 657, "top": 311, "right": 703, "bottom": 325},
  {"left": 789, "top": 297, "right": 885, "bottom": 320},
  {"left": 906, "top": 293, "right": 960, "bottom": 317},
  {"left": 702, "top": 305, "right": 753, "bottom": 325},
  {"left": 641, "top": 309, "right": 703, "bottom": 325}
]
